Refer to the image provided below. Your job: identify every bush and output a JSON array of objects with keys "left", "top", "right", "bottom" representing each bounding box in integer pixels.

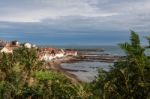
[{"left": 92, "top": 31, "right": 150, "bottom": 99}]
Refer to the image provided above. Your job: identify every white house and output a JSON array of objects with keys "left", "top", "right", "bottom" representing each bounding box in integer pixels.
[
  {"left": 32, "top": 44, "right": 37, "bottom": 48},
  {"left": 48, "top": 54, "right": 55, "bottom": 61},
  {"left": 0, "top": 42, "right": 20, "bottom": 54},
  {"left": 65, "top": 51, "right": 77, "bottom": 56},
  {"left": 55, "top": 53, "right": 64, "bottom": 58},
  {"left": 11, "top": 41, "right": 19, "bottom": 46},
  {"left": 16, "top": 41, "right": 19, "bottom": 46},
  {"left": 24, "top": 43, "right": 32, "bottom": 48},
  {"left": 1, "top": 47, "right": 13, "bottom": 54},
  {"left": 40, "top": 54, "right": 56, "bottom": 61},
  {"left": 55, "top": 49, "right": 65, "bottom": 58}
]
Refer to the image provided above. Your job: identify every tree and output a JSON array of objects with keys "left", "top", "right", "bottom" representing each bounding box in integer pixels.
[
  {"left": 0, "top": 46, "right": 92, "bottom": 99},
  {"left": 93, "top": 31, "right": 150, "bottom": 99}
]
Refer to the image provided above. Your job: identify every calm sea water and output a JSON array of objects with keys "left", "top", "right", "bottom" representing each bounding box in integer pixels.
[
  {"left": 61, "top": 62, "right": 113, "bottom": 82},
  {"left": 59, "top": 46, "right": 122, "bottom": 82},
  {"left": 59, "top": 45, "right": 150, "bottom": 82}
]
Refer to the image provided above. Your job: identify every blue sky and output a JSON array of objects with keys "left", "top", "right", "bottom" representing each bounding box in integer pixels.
[{"left": 0, "top": 0, "right": 150, "bottom": 45}]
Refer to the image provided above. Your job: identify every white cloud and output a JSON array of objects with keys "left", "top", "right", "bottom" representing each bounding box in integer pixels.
[
  {"left": 0, "top": 0, "right": 150, "bottom": 32},
  {"left": 0, "top": 0, "right": 119, "bottom": 22}
]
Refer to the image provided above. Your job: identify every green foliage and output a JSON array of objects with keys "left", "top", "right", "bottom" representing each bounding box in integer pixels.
[
  {"left": 33, "top": 71, "right": 66, "bottom": 81},
  {"left": 146, "top": 36, "right": 150, "bottom": 47},
  {"left": 92, "top": 31, "right": 150, "bottom": 99},
  {"left": 0, "top": 47, "right": 92, "bottom": 99},
  {"left": 0, "top": 82, "right": 5, "bottom": 98}
]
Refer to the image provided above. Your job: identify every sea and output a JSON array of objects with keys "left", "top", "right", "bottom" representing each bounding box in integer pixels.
[
  {"left": 49, "top": 45, "right": 150, "bottom": 82},
  {"left": 59, "top": 46, "right": 124, "bottom": 82}
]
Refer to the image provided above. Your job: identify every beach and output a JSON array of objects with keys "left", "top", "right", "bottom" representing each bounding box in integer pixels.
[{"left": 47, "top": 56, "right": 82, "bottom": 83}]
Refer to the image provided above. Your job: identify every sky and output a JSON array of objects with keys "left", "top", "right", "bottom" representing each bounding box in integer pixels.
[{"left": 0, "top": 0, "right": 150, "bottom": 45}]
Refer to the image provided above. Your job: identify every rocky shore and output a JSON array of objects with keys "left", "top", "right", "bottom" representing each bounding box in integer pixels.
[
  {"left": 79, "top": 55, "right": 125, "bottom": 63},
  {"left": 46, "top": 53, "right": 125, "bottom": 83}
]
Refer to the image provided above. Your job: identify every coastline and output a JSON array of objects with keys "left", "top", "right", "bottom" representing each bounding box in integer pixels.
[
  {"left": 46, "top": 54, "right": 125, "bottom": 83},
  {"left": 48, "top": 56, "right": 82, "bottom": 83}
]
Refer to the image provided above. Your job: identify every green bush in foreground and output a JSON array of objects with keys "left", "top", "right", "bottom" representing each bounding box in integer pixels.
[
  {"left": 0, "top": 47, "right": 92, "bottom": 99},
  {"left": 92, "top": 31, "right": 150, "bottom": 99}
]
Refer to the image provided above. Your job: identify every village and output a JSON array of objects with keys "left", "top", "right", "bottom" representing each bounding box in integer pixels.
[{"left": 0, "top": 40, "right": 78, "bottom": 61}]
